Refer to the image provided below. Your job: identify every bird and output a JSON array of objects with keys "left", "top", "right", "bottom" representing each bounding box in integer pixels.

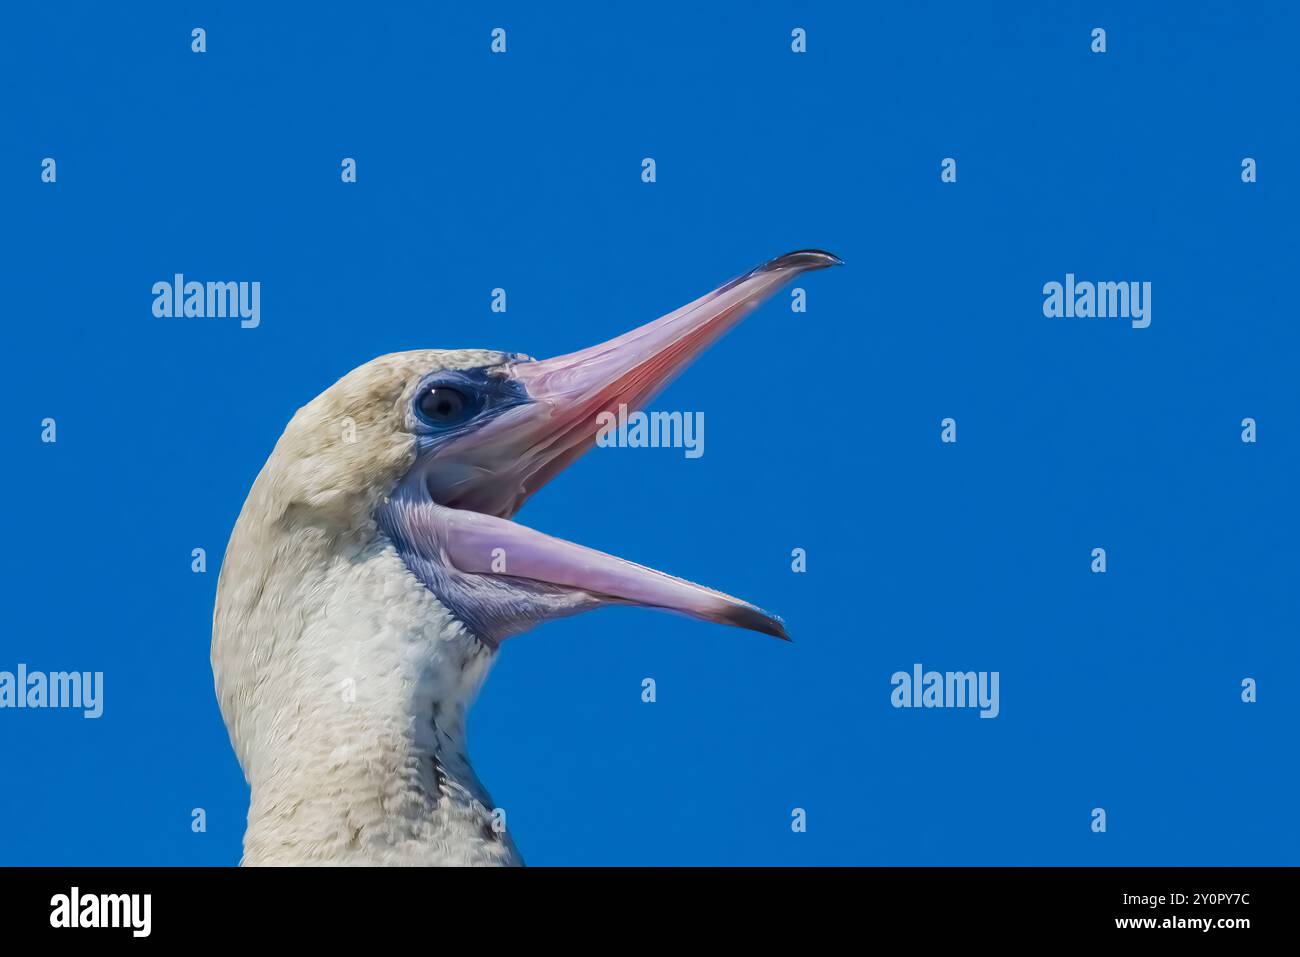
[{"left": 211, "top": 249, "right": 842, "bottom": 865}]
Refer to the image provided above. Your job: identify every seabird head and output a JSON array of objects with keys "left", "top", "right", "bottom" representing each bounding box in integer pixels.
[{"left": 212, "top": 250, "right": 841, "bottom": 863}]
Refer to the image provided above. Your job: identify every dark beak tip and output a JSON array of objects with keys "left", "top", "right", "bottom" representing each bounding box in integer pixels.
[
  {"left": 719, "top": 604, "right": 791, "bottom": 641},
  {"left": 762, "top": 249, "right": 844, "bottom": 272}
]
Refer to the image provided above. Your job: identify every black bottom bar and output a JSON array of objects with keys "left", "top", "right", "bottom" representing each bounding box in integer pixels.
[{"left": 0, "top": 866, "right": 1283, "bottom": 942}]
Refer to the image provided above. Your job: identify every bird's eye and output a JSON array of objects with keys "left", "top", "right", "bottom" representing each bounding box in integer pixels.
[{"left": 417, "top": 386, "right": 474, "bottom": 426}]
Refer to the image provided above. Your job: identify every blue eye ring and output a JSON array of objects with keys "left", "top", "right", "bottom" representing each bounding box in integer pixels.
[{"left": 415, "top": 385, "right": 476, "bottom": 427}]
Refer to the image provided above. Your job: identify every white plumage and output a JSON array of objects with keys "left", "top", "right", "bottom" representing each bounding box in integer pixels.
[{"left": 214, "top": 351, "right": 522, "bottom": 865}]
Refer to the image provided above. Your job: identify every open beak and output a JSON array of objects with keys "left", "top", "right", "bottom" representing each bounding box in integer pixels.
[{"left": 424, "top": 250, "right": 841, "bottom": 641}]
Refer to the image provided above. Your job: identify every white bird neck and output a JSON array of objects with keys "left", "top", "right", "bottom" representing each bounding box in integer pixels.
[
  {"left": 240, "top": 688, "right": 519, "bottom": 867},
  {"left": 216, "top": 535, "right": 522, "bottom": 866}
]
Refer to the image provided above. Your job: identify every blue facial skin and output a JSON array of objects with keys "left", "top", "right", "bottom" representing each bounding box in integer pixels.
[
  {"left": 407, "top": 366, "right": 531, "bottom": 456},
  {"left": 380, "top": 363, "right": 581, "bottom": 648}
]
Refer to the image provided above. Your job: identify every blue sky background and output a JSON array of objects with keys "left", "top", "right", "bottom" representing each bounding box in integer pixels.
[{"left": 2, "top": 2, "right": 1296, "bottom": 865}]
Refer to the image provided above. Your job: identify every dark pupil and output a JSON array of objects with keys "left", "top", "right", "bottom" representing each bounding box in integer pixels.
[{"left": 420, "top": 387, "right": 467, "bottom": 423}]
